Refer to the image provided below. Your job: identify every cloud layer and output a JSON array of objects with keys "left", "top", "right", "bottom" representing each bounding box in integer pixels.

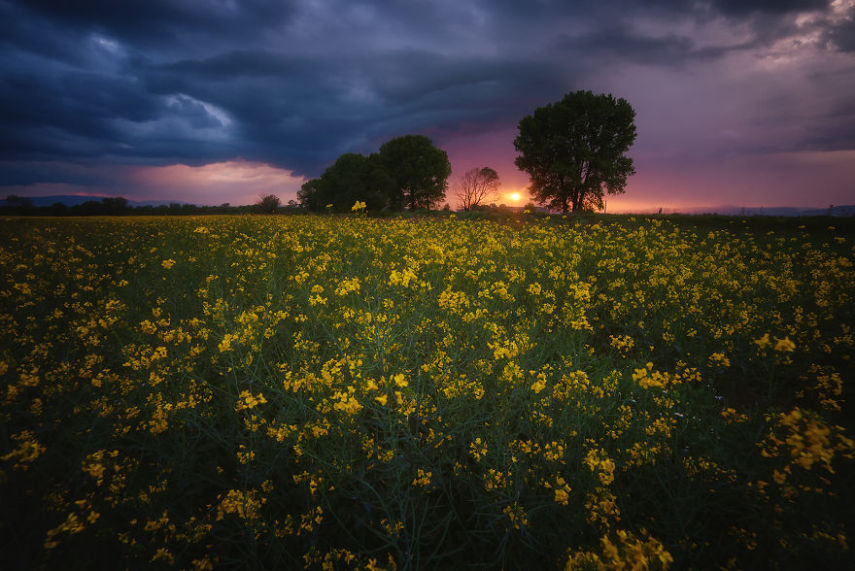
[{"left": 2, "top": 0, "right": 854, "bottom": 206}]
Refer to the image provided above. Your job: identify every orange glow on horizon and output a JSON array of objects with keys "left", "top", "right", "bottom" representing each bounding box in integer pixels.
[{"left": 509, "top": 192, "right": 522, "bottom": 202}]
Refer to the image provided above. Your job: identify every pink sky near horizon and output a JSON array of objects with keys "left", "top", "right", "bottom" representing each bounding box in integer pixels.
[
  {"left": 8, "top": 146, "right": 855, "bottom": 212},
  {"left": 7, "top": 118, "right": 855, "bottom": 212}
]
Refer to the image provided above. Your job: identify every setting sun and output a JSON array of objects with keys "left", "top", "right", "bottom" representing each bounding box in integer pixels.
[{"left": 509, "top": 192, "right": 522, "bottom": 202}]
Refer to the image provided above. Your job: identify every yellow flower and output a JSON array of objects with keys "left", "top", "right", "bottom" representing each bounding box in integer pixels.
[
  {"left": 470, "top": 438, "right": 487, "bottom": 462},
  {"left": 551, "top": 476, "right": 572, "bottom": 506},
  {"left": 503, "top": 503, "right": 529, "bottom": 529},
  {"left": 2, "top": 430, "right": 46, "bottom": 470},
  {"left": 774, "top": 336, "right": 795, "bottom": 353},
  {"left": 216, "top": 489, "right": 266, "bottom": 521},
  {"left": 332, "top": 390, "right": 363, "bottom": 415},
  {"left": 161, "top": 259, "right": 176, "bottom": 269},
  {"left": 412, "top": 468, "right": 432, "bottom": 487},
  {"left": 235, "top": 390, "right": 267, "bottom": 412},
  {"left": 389, "top": 268, "right": 417, "bottom": 288},
  {"left": 754, "top": 333, "right": 772, "bottom": 350},
  {"left": 218, "top": 333, "right": 238, "bottom": 352},
  {"left": 335, "top": 277, "right": 361, "bottom": 296}
]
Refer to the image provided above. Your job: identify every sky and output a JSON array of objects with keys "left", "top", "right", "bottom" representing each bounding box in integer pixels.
[{"left": 2, "top": 0, "right": 854, "bottom": 211}]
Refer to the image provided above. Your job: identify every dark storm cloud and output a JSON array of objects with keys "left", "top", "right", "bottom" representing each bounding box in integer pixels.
[
  {"left": 555, "top": 25, "right": 707, "bottom": 67},
  {"left": 1, "top": 0, "right": 853, "bottom": 190},
  {"left": 827, "top": 16, "right": 855, "bottom": 51},
  {"left": 21, "top": 0, "right": 300, "bottom": 48},
  {"left": 484, "top": 0, "right": 831, "bottom": 20},
  {"left": 708, "top": 0, "right": 830, "bottom": 16}
]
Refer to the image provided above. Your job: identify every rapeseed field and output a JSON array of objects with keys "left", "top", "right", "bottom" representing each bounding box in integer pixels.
[{"left": 1, "top": 214, "right": 853, "bottom": 569}]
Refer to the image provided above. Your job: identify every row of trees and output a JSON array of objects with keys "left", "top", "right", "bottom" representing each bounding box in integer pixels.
[
  {"left": 297, "top": 135, "right": 452, "bottom": 212},
  {"left": 0, "top": 195, "right": 302, "bottom": 216},
  {"left": 296, "top": 135, "right": 506, "bottom": 213},
  {"left": 298, "top": 90, "right": 637, "bottom": 215}
]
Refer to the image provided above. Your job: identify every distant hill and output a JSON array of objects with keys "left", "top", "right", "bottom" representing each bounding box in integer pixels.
[
  {"left": 684, "top": 205, "right": 855, "bottom": 217},
  {"left": 0, "top": 195, "right": 194, "bottom": 207},
  {"left": 613, "top": 204, "right": 855, "bottom": 217}
]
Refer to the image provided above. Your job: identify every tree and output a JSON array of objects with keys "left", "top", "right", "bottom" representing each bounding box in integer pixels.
[
  {"left": 378, "top": 135, "right": 451, "bottom": 210},
  {"left": 5, "top": 194, "right": 33, "bottom": 212},
  {"left": 257, "top": 194, "right": 281, "bottom": 213},
  {"left": 297, "top": 179, "right": 323, "bottom": 211},
  {"left": 456, "top": 166, "right": 500, "bottom": 211},
  {"left": 49, "top": 202, "right": 68, "bottom": 216},
  {"left": 514, "top": 90, "right": 636, "bottom": 214},
  {"left": 299, "top": 153, "right": 394, "bottom": 212},
  {"left": 101, "top": 197, "right": 128, "bottom": 214}
]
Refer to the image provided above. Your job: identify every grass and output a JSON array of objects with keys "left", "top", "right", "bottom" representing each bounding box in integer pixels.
[{"left": 1, "top": 213, "right": 853, "bottom": 569}]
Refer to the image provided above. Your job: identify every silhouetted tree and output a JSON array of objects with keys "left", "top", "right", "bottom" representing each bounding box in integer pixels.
[
  {"left": 49, "top": 202, "right": 68, "bottom": 216},
  {"left": 101, "top": 197, "right": 128, "bottom": 214},
  {"left": 257, "top": 194, "right": 281, "bottom": 213},
  {"left": 378, "top": 135, "right": 451, "bottom": 210},
  {"left": 5, "top": 194, "right": 33, "bottom": 213},
  {"left": 457, "top": 167, "right": 500, "bottom": 211},
  {"left": 297, "top": 179, "right": 324, "bottom": 211},
  {"left": 514, "top": 90, "right": 636, "bottom": 214},
  {"left": 78, "top": 200, "right": 103, "bottom": 215},
  {"left": 299, "top": 154, "right": 394, "bottom": 212}
]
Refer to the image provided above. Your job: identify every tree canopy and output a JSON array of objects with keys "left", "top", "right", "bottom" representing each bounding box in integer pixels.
[
  {"left": 298, "top": 135, "right": 451, "bottom": 212},
  {"left": 298, "top": 154, "right": 393, "bottom": 213},
  {"left": 256, "top": 194, "right": 281, "bottom": 213},
  {"left": 514, "top": 90, "right": 637, "bottom": 214},
  {"left": 378, "top": 135, "right": 451, "bottom": 211},
  {"left": 296, "top": 178, "right": 324, "bottom": 212}
]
